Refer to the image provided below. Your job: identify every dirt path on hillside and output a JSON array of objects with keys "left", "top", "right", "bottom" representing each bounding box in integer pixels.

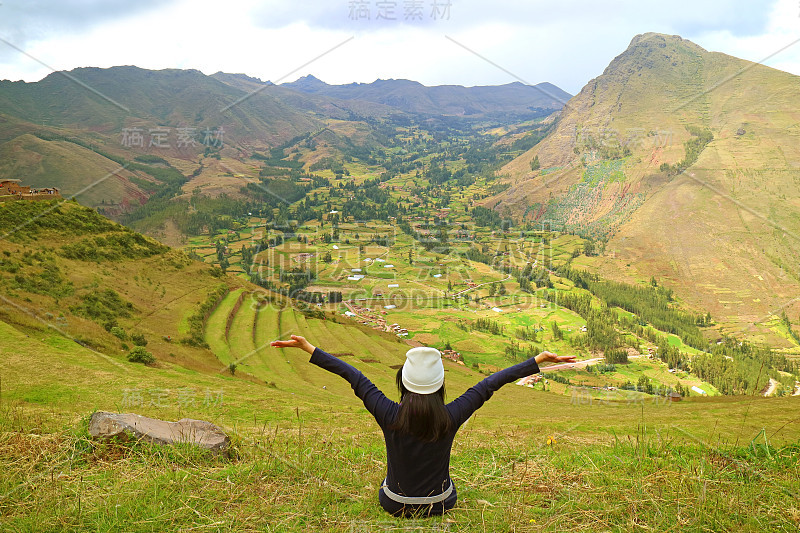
[
  {"left": 762, "top": 378, "right": 779, "bottom": 397},
  {"left": 452, "top": 275, "right": 513, "bottom": 297}
]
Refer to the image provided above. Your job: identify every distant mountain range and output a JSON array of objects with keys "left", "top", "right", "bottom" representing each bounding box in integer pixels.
[
  {"left": 280, "top": 75, "right": 570, "bottom": 117},
  {"left": 0, "top": 67, "right": 569, "bottom": 208},
  {"left": 491, "top": 32, "right": 800, "bottom": 341}
]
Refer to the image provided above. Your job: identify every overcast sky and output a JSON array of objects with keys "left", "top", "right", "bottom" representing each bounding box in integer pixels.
[{"left": 1, "top": 0, "right": 799, "bottom": 94}]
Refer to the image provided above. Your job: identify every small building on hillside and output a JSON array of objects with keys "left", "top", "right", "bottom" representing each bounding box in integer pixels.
[
  {"left": 0, "top": 179, "right": 31, "bottom": 195},
  {"left": 0, "top": 180, "right": 61, "bottom": 201},
  {"left": 441, "top": 349, "right": 463, "bottom": 363}
]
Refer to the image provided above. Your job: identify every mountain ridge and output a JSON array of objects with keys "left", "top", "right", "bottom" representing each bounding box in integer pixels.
[
  {"left": 281, "top": 74, "right": 572, "bottom": 118},
  {"left": 489, "top": 32, "right": 800, "bottom": 341}
]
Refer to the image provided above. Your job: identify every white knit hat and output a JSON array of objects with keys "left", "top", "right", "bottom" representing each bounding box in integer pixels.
[{"left": 402, "top": 347, "right": 445, "bottom": 394}]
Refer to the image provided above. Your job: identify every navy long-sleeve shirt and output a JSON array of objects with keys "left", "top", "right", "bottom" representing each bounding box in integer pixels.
[{"left": 309, "top": 347, "right": 540, "bottom": 515}]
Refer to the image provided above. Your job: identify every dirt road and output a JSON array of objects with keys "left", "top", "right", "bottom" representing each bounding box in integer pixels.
[{"left": 762, "top": 378, "right": 779, "bottom": 397}]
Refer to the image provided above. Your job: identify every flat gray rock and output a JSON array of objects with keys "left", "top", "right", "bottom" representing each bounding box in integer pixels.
[{"left": 89, "top": 411, "right": 229, "bottom": 452}]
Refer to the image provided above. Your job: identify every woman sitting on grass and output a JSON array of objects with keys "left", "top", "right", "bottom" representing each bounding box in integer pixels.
[{"left": 271, "top": 335, "right": 575, "bottom": 517}]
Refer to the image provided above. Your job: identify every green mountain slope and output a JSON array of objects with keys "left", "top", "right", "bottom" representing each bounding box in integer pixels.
[
  {"left": 0, "top": 66, "right": 567, "bottom": 217},
  {"left": 0, "top": 66, "right": 322, "bottom": 141},
  {"left": 0, "top": 133, "right": 150, "bottom": 207},
  {"left": 491, "top": 33, "right": 800, "bottom": 342},
  {"left": 0, "top": 66, "right": 330, "bottom": 211}
]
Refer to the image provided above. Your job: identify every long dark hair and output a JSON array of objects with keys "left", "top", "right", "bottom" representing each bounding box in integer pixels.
[{"left": 389, "top": 368, "right": 453, "bottom": 442}]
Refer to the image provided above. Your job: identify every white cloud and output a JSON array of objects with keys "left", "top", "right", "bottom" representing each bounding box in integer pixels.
[
  {"left": 0, "top": 0, "right": 795, "bottom": 95},
  {"left": 677, "top": 0, "right": 800, "bottom": 78}
]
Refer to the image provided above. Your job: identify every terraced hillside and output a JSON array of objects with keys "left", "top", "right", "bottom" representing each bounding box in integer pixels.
[{"left": 203, "top": 288, "right": 480, "bottom": 396}]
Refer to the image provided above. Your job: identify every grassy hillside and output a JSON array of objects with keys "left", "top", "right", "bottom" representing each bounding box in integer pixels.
[
  {"left": 0, "top": 198, "right": 799, "bottom": 531},
  {"left": 0, "top": 133, "right": 151, "bottom": 207},
  {"left": 0, "top": 199, "right": 235, "bottom": 372},
  {"left": 493, "top": 33, "right": 800, "bottom": 343},
  {"left": 3, "top": 307, "right": 800, "bottom": 531}
]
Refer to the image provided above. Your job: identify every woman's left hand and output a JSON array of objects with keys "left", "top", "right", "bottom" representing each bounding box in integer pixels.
[{"left": 271, "top": 335, "right": 316, "bottom": 355}]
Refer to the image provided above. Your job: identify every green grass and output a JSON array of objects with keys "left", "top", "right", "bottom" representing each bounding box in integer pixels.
[{"left": 2, "top": 312, "right": 799, "bottom": 531}]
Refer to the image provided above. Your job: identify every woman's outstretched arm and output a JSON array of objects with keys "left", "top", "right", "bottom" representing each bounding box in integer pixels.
[
  {"left": 447, "top": 351, "right": 576, "bottom": 427},
  {"left": 270, "top": 335, "right": 396, "bottom": 426}
]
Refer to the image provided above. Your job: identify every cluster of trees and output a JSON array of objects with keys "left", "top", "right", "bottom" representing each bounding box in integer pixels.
[
  {"left": 544, "top": 273, "right": 799, "bottom": 395},
  {"left": 585, "top": 363, "right": 616, "bottom": 374},
  {"left": 123, "top": 162, "right": 190, "bottom": 227},
  {"left": 278, "top": 267, "right": 315, "bottom": 296},
  {"left": 691, "top": 338, "right": 798, "bottom": 395},
  {"left": 337, "top": 179, "right": 401, "bottom": 221},
  {"left": 604, "top": 348, "right": 629, "bottom": 364},
  {"left": 558, "top": 266, "right": 706, "bottom": 350},
  {"left": 514, "top": 262, "right": 553, "bottom": 292},
  {"left": 618, "top": 375, "right": 680, "bottom": 396},
  {"left": 70, "top": 288, "right": 134, "bottom": 331},
  {"left": 244, "top": 179, "right": 309, "bottom": 208},
  {"left": 550, "top": 320, "right": 564, "bottom": 341},
  {"left": 293, "top": 290, "right": 326, "bottom": 304},
  {"left": 59, "top": 232, "right": 169, "bottom": 262},
  {"left": 780, "top": 310, "right": 800, "bottom": 345},
  {"left": 510, "top": 122, "right": 553, "bottom": 153},
  {"left": 539, "top": 291, "right": 625, "bottom": 353},
  {"left": 458, "top": 246, "right": 553, "bottom": 294},
  {"left": 462, "top": 137, "right": 507, "bottom": 174},
  {"left": 424, "top": 158, "right": 452, "bottom": 185},
  {"left": 659, "top": 127, "right": 713, "bottom": 176},
  {"left": 505, "top": 339, "right": 540, "bottom": 361},
  {"left": 515, "top": 326, "right": 542, "bottom": 342},
  {"left": 471, "top": 206, "right": 508, "bottom": 229},
  {"left": 487, "top": 282, "right": 506, "bottom": 297},
  {"left": 542, "top": 373, "right": 571, "bottom": 385},
  {"left": 472, "top": 318, "right": 505, "bottom": 336}
]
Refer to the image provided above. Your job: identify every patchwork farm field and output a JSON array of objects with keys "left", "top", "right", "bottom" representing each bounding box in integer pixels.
[{"left": 186, "top": 218, "right": 718, "bottom": 395}]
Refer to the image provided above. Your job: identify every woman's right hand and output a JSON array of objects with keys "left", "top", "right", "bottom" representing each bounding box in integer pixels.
[{"left": 271, "top": 334, "right": 316, "bottom": 355}]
